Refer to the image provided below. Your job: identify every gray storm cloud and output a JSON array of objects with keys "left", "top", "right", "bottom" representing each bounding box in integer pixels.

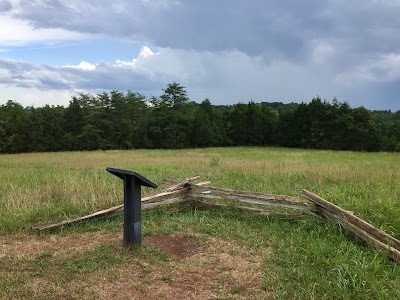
[
  {"left": 1, "top": 0, "right": 400, "bottom": 110},
  {"left": 0, "top": 0, "right": 11, "bottom": 12},
  {"left": 12, "top": 1, "right": 400, "bottom": 61}
]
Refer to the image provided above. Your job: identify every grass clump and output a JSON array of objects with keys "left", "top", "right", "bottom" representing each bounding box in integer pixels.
[
  {"left": 61, "top": 244, "right": 126, "bottom": 273},
  {"left": 1, "top": 147, "right": 400, "bottom": 299}
]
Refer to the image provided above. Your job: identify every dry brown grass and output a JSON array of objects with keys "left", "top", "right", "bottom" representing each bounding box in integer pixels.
[
  {"left": 1, "top": 147, "right": 399, "bottom": 233},
  {"left": 0, "top": 230, "right": 271, "bottom": 300},
  {"left": 0, "top": 231, "right": 121, "bottom": 260}
]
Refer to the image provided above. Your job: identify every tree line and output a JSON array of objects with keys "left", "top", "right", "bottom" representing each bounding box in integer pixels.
[{"left": 1, "top": 82, "right": 399, "bottom": 153}]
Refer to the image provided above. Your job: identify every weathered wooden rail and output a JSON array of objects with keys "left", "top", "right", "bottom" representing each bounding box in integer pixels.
[
  {"left": 32, "top": 176, "right": 400, "bottom": 262},
  {"left": 301, "top": 189, "right": 400, "bottom": 262}
]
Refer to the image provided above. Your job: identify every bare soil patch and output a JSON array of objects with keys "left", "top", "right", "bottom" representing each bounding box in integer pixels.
[
  {"left": 0, "top": 231, "right": 121, "bottom": 259},
  {"left": 144, "top": 235, "right": 204, "bottom": 259},
  {"left": 0, "top": 232, "right": 271, "bottom": 299}
]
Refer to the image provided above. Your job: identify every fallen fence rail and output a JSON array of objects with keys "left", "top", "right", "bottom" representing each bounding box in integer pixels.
[
  {"left": 186, "top": 184, "right": 307, "bottom": 204},
  {"left": 188, "top": 199, "right": 310, "bottom": 220},
  {"left": 188, "top": 191, "right": 313, "bottom": 211},
  {"left": 32, "top": 176, "right": 204, "bottom": 231},
  {"left": 32, "top": 177, "right": 400, "bottom": 262},
  {"left": 32, "top": 197, "right": 186, "bottom": 231},
  {"left": 301, "top": 189, "right": 400, "bottom": 262}
]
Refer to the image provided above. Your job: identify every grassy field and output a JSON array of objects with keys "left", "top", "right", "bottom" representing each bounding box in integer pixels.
[{"left": 1, "top": 147, "right": 400, "bottom": 299}]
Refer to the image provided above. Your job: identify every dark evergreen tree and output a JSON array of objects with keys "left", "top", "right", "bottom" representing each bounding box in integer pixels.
[
  {"left": 347, "top": 107, "right": 380, "bottom": 151},
  {"left": 0, "top": 101, "right": 29, "bottom": 153},
  {"left": 27, "top": 105, "right": 65, "bottom": 152},
  {"left": 0, "top": 87, "right": 394, "bottom": 153},
  {"left": 124, "top": 91, "right": 149, "bottom": 149},
  {"left": 160, "top": 82, "right": 189, "bottom": 109},
  {"left": 63, "top": 97, "right": 84, "bottom": 150},
  {"left": 228, "top": 103, "right": 249, "bottom": 146},
  {"left": 149, "top": 83, "right": 193, "bottom": 148},
  {"left": 386, "top": 121, "right": 400, "bottom": 151},
  {"left": 278, "top": 102, "right": 310, "bottom": 148},
  {"left": 191, "top": 99, "right": 225, "bottom": 147}
]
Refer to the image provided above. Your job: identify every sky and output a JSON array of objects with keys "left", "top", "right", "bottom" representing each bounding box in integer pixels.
[{"left": 0, "top": 0, "right": 400, "bottom": 111}]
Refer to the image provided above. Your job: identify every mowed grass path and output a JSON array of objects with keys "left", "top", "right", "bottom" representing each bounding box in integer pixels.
[{"left": 1, "top": 147, "right": 400, "bottom": 299}]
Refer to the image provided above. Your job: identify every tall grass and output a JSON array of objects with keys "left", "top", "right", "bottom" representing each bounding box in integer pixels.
[
  {"left": 0, "top": 147, "right": 399, "bottom": 235},
  {"left": 1, "top": 147, "right": 400, "bottom": 299}
]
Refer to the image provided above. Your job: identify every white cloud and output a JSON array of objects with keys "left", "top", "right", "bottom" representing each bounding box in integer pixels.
[
  {"left": 337, "top": 52, "right": 400, "bottom": 84},
  {"left": 1, "top": 0, "right": 400, "bottom": 110},
  {"left": 0, "top": 47, "right": 336, "bottom": 106},
  {"left": 140, "top": 0, "right": 180, "bottom": 8},
  {"left": 1, "top": 45, "right": 400, "bottom": 110},
  {"left": 64, "top": 61, "right": 96, "bottom": 71},
  {"left": 116, "top": 46, "right": 158, "bottom": 68},
  {"left": 0, "top": 15, "right": 83, "bottom": 46},
  {"left": 138, "top": 46, "right": 156, "bottom": 59},
  {"left": 310, "top": 40, "right": 337, "bottom": 64},
  {"left": 117, "top": 47, "right": 208, "bottom": 83},
  {"left": 0, "top": 0, "right": 11, "bottom": 12},
  {"left": 0, "top": 85, "right": 73, "bottom": 107}
]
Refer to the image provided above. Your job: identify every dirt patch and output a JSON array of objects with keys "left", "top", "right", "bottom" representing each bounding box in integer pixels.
[
  {"left": 0, "top": 233, "right": 205, "bottom": 261},
  {"left": 0, "top": 231, "right": 122, "bottom": 259},
  {"left": 143, "top": 235, "right": 204, "bottom": 259},
  {"left": 1, "top": 232, "right": 271, "bottom": 299},
  {"left": 60, "top": 237, "right": 271, "bottom": 300}
]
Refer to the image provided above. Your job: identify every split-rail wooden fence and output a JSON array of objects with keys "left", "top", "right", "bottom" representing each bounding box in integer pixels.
[{"left": 33, "top": 176, "right": 400, "bottom": 262}]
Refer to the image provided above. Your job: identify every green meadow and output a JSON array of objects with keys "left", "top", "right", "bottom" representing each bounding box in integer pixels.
[{"left": 1, "top": 147, "right": 400, "bottom": 299}]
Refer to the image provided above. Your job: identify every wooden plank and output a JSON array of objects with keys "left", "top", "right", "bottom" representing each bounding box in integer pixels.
[
  {"left": 32, "top": 205, "right": 123, "bottom": 230},
  {"left": 32, "top": 197, "right": 188, "bottom": 231},
  {"left": 301, "top": 189, "right": 400, "bottom": 252},
  {"left": 142, "top": 188, "right": 187, "bottom": 203},
  {"left": 142, "top": 197, "right": 188, "bottom": 210},
  {"left": 188, "top": 200, "right": 309, "bottom": 220},
  {"left": 188, "top": 184, "right": 310, "bottom": 205},
  {"left": 317, "top": 206, "right": 400, "bottom": 262},
  {"left": 163, "top": 180, "right": 211, "bottom": 186},
  {"left": 189, "top": 192, "right": 312, "bottom": 211},
  {"left": 32, "top": 189, "right": 189, "bottom": 231},
  {"left": 31, "top": 180, "right": 211, "bottom": 231},
  {"left": 161, "top": 175, "right": 200, "bottom": 192},
  {"left": 186, "top": 181, "right": 211, "bottom": 186}
]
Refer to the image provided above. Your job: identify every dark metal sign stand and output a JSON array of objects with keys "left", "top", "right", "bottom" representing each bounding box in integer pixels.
[{"left": 106, "top": 167, "right": 157, "bottom": 246}]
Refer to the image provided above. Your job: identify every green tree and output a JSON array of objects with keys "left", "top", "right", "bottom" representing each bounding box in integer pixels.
[
  {"left": 386, "top": 121, "right": 400, "bottom": 151},
  {"left": 278, "top": 102, "right": 310, "bottom": 148},
  {"left": 227, "top": 103, "right": 248, "bottom": 146},
  {"left": 160, "top": 82, "right": 189, "bottom": 109},
  {"left": 191, "top": 99, "right": 225, "bottom": 147},
  {"left": 76, "top": 124, "right": 105, "bottom": 150},
  {"left": 0, "top": 101, "right": 29, "bottom": 153},
  {"left": 122, "top": 91, "right": 149, "bottom": 149},
  {"left": 0, "top": 119, "right": 11, "bottom": 153},
  {"left": 259, "top": 104, "right": 279, "bottom": 145},
  {"left": 246, "top": 101, "right": 279, "bottom": 146},
  {"left": 347, "top": 107, "right": 380, "bottom": 151},
  {"left": 149, "top": 82, "right": 193, "bottom": 148},
  {"left": 63, "top": 97, "right": 84, "bottom": 150},
  {"left": 27, "top": 105, "right": 65, "bottom": 152}
]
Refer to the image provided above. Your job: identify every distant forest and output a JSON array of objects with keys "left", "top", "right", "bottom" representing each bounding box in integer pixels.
[{"left": 1, "top": 82, "right": 399, "bottom": 153}]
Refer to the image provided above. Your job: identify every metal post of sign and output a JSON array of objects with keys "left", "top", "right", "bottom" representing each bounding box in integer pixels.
[{"left": 106, "top": 167, "right": 157, "bottom": 246}]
